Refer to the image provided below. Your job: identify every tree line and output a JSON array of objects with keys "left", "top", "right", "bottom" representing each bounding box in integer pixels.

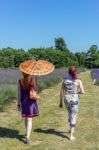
[{"left": 0, "top": 37, "right": 99, "bottom": 68}]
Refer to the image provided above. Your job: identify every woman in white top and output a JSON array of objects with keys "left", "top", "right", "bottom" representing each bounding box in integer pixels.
[{"left": 59, "top": 66, "right": 84, "bottom": 140}]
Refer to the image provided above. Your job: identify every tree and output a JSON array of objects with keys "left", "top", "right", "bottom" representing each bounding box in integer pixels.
[
  {"left": 75, "top": 52, "right": 86, "bottom": 67},
  {"left": 68, "top": 52, "right": 79, "bottom": 66},
  {"left": 14, "top": 49, "right": 33, "bottom": 67},
  {"left": 55, "top": 37, "right": 68, "bottom": 52},
  {"left": 1, "top": 47, "right": 16, "bottom": 68},
  {"left": 85, "top": 45, "right": 98, "bottom": 68}
]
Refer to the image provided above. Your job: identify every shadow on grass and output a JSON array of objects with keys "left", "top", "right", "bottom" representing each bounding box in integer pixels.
[
  {"left": 0, "top": 127, "right": 25, "bottom": 143},
  {"left": 34, "top": 128, "right": 69, "bottom": 140}
]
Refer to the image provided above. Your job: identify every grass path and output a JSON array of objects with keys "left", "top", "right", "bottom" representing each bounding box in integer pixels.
[{"left": 0, "top": 71, "right": 99, "bottom": 150}]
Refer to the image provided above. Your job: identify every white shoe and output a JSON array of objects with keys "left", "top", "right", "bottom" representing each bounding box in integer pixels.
[{"left": 70, "top": 136, "right": 75, "bottom": 140}]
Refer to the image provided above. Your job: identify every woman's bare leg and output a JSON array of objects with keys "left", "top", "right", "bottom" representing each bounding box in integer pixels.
[{"left": 25, "top": 118, "right": 32, "bottom": 143}]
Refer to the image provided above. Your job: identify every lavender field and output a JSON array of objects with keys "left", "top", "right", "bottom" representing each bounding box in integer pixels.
[
  {"left": 91, "top": 69, "right": 99, "bottom": 79},
  {"left": 0, "top": 67, "right": 85, "bottom": 84},
  {"left": 0, "top": 68, "right": 69, "bottom": 92},
  {"left": 0, "top": 68, "right": 68, "bottom": 111},
  {"left": 91, "top": 69, "right": 99, "bottom": 84},
  {"left": 1, "top": 70, "right": 99, "bottom": 150},
  {"left": 0, "top": 68, "right": 85, "bottom": 111},
  {"left": 0, "top": 69, "right": 68, "bottom": 83}
]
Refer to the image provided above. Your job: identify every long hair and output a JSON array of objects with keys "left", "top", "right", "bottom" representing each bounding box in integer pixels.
[
  {"left": 22, "top": 72, "right": 37, "bottom": 90},
  {"left": 68, "top": 66, "right": 78, "bottom": 79}
]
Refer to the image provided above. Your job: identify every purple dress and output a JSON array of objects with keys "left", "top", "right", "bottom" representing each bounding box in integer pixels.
[{"left": 18, "top": 79, "right": 39, "bottom": 118}]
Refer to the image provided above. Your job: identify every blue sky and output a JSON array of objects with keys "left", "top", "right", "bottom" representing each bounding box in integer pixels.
[{"left": 0, "top": 0, "right": 99, "bottom": 52}]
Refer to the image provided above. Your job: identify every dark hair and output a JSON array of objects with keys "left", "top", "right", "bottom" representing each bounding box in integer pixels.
[{"left": 69, "top": 66, "right": 78, "bottom": 79}]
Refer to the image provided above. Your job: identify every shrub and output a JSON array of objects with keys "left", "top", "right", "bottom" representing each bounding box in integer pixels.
[{"left": 0, "top": 84, "right": 17, "bottom": 111}]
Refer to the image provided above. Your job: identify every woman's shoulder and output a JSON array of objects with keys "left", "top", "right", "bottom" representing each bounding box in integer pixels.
[
  {"left": 76, "top": 78, "right": 82, "bottom": 82},
  {"left": 18, "top": 78, "right": 23, "bottom": 83},
  {"left": 76, "top": 78, "right": 83, "bottom": 85},
  {"left": 30, "top": 78, "right": 36, "bottom": 84},
  {"left": 30, "top": 78, "right": 38, "bottom": 89},
  {"left": 18, "top": 78, "right": 22, "bottom": 83},
  {"left": 63, "top": 75, "right": 70, "bottom": 80}
]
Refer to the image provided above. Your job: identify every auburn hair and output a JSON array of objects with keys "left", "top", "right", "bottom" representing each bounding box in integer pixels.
[{"left": 69, "top": 66, "right": 78, "bottom": 79}]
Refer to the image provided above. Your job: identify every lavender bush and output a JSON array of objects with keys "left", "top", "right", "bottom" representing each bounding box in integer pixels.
[
  {"left": 0, "top": 68, "right": 84, "bottom": 111},
  {"left": 0, "top": 69, "right": 68, "bottom": 111},
  {"left": 91, "top": 69, "right": 99, "bottom": 85}
]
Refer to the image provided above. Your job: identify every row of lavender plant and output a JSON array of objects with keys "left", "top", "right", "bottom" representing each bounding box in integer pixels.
[
  {"left": 0, "top": 67, "right": 85, "bottom": 83},
  {"left": 0, "top": 69, "right": 68, "bottom": 111},
  {"left": 91, "top": 69, "right": 99, "bottom": 85},
  {"left": 0, "top": 68, "right": 85, "bottom": 111},
  {"left": 0, "top": 69, "right": 68, "bottom": 83}
]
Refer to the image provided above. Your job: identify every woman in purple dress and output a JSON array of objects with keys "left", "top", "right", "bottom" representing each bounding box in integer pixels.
[{"left": 17, "top": 72, "right": 39, "bottom": 144}]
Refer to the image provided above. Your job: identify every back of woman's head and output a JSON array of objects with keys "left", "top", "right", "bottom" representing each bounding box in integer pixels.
[
  {"left": 68, "top": 66, "right": 78, "bottom": 79},
  {"left": 22, "top": 72, "right": 30, "bottom": 78}
]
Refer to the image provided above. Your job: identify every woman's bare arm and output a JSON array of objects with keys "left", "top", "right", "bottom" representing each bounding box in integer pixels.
[
  {"left": 17, "top": 81, "right": 21, "bottom": 111},
  {"left": 78, "top": 79, "right": 85, "bottom": 94},
  {"left": 59, "top": 81, "right": 64, "bottom": 107}
]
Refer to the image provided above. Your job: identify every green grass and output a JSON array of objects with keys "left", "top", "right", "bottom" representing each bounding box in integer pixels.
[{"left": 0, "top": 71, "right": 99, "bottom": 150}]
